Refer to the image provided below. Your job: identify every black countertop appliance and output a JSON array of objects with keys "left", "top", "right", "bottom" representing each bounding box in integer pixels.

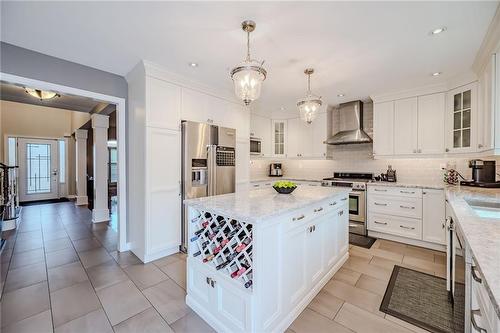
[{"left": 460, "top": 159, "right": 500, "bottom": 188}]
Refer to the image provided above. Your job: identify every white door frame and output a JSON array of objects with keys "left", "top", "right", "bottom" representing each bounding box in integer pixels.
[
  {"left": 18, "top": 137, "right": 59, "bottom": 202},
  {"left": 1, "top": 72, "right": 128, "bottom": 252}
]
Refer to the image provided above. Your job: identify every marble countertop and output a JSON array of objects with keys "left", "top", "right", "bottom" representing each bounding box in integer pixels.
[
  {"left": 184, "top": 186, "right": 350, "bottom": 223},
  {"left": 445, "top": 186, "right": 500, "bottom": 318},
  {"left": 367, "top": 181, "right": 445, "bottom": 189},
  {"left": 250, "top": 177, "right": 323, "bottom": 183}
]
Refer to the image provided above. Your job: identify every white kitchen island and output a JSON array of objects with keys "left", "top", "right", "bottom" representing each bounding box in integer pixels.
[{"left": 184, "top": 186, "right": 350, "bottom": 332}]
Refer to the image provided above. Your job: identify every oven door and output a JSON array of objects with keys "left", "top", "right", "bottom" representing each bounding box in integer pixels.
[{"left": 349, "top": 190, "right": 366, "bottom": 223}]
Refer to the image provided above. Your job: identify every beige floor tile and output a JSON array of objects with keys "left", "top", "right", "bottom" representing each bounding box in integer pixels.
[
  {"left": 323, "top": 279, "right": 383, "bottom": 316},
  {"left": 50, "top": 280, "right": 101, "bottom": 327},
  {"left": 152, "top": 254, "right": 182, "bottom": 268},
  {"left": 73, "top": 237, "right": 102, "bottom": 253},
  {"left": 97, "top": 279, "right": 151, "bottom": 326},
  {"left": 54, "top": 308, "right": 113, "bottom": 333},
  {"left": 4, "top": 262, "right": 47, "bottom": 292},
  {"left": 79, "top": 247, "right": 113, "bottom": 268},
  {"left": 385, "top": 314, "right": 430, "bottom": 333},
  {"left": 170, "top": 310, "right": 215, "bottom": 333},
  {"left": 290, "top": 308, "right": 353, "bottom": 333},
  {"left": 159, "top": 260, "right": 186, "bottom": 290},
  {"left": 1, "top": 281, "right": 50, "bottom": 328},
  {"left": 355, "top": 274, "right": 388, "bottom": 297},
  {"left": 44, "top": 237, "right": 73, "bottom": 253},
  {"left": 370, "top": 248, "right": 404, "bottom": 263},
  {"left": 86, "top": 260, "right": 129, "bottom": 290},
  {"left": 348, "top": 246, "right": 374, "bottom": 260},
  {"left": 370, "top": 256, "right": 400, "bottom": 270},
  {"left": 123, "top": 263, "right": 169, "bottom": 290},
  {"left": 42, "top": 230, "right": 68, "bottom": 242},
  {"left": 307, "top": 289, "right": 344, "bottom": 319},
  {"left": 344, "top": 256, "right": 393, "bottom": 281},
  {"left": 434, "top": 252, "right": 447, "bottom": 265},
  {"left": 9, "top": 248, "right": 45, "bottom": 269},
  {"left": 48, "top": 261, "right": 89, "bottom": 291},
  {"left": 377, "top": 239, "right": 407, "bottom": 254},
  {"left": 2, "top": 310, "right": 53, "bottom": 333},
  {"left": 334, "top": 303, "right": 412, "bottom": 333},
  {"left": 402, "top": 256, "right": 438, "bottom": 274},
  {"left": 114, "top": 307, "right": 174, "bottom": 333},
  {"left": 110, "top": 250, "right": 141, "bottom": 267},
  {"left": 142, "top": 279, "right": 190, "bottom": 324},
  {"left": 46, "top": 247, "right": 79, "bottom": 268},
  {"left": 16, "top": 230, "right": 43, "bottom": 242},
  {"left": 333, "top": 267, "right": 361, "bottom": 285},
  {"left": 403, "top": 245, "right": 435, "bottom": 262},
  {"left": 13, "top": 237, "right": 43, "bottom": 253}
]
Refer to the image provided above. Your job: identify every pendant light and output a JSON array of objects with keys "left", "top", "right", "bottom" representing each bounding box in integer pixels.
[
  {"left": 230, "top": 20, "right": 267, "bottom": 106},
  {"left": 25, "top": 88, "right": 60, "bottom": 100},
  {"left": 297, "top": 68, "right": 322, "bottom": 124}
]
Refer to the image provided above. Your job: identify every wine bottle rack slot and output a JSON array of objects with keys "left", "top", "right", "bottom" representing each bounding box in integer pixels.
[{"left": 190, "top": 210, "right": 253, "bottom": 290}]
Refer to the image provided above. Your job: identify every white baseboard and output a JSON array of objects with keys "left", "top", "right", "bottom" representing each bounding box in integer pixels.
[
  {"left": 75, "top": 196, "right": 88, "bottom": 206},
  {"left": 368, "top": 230, "right": 446, "bottom": 252},
  {"left": 92, "top": 208, "right": 110, "bottom": 223},
  {"left": 142, "top": 245, "right": 179, "bottom": 264}
]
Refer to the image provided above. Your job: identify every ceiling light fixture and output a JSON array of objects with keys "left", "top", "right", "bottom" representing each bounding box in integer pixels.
[
  {"left": 297, "top": 68, "right": 322, "bottom": 124},
  {"left": 432, "top": 72, "right": 442, "bottom": 76},
  {"left": 337, "top": 93, "right": 345, "bottom": 97},
  {"left": 230, "top": 20, "right": 267, "bottom": 106},
  {"left": 25, "top": 88, "right": 60, "bottom": 100},
  {"left": 188, "top": 62, "right": 198, "bottom": 67},
  {"left": 430, "top": 27, "right": 446, "bottom": 35}
]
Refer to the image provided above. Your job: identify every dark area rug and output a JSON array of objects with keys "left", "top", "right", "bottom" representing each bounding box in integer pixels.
[
  {"left": 20, "top": 198, "right": 70, "bottom": 206},
  {"left": 349, "top": 233, "right": 376, "bottom": 249},
  {"left": 380, "top": 265, "right": 465, "bottom": 333}
]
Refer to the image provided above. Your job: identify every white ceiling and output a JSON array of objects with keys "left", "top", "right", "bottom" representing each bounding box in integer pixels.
[{"left": 1, "top": 1, "right": 497, "bottom": 118}]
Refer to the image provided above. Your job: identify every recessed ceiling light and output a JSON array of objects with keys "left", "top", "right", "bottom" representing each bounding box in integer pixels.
[
  {"left": 337, "top": 93, "right": 345, "bottom": 97},
  {"left": 432, "top": 72, "right": 442, "bottom": 77},
  {"left": 188, "top": 62, "right": 198, "bottom": 67},
  {"left": 430, "top": 27, "right": 446, "bottom": 35},
  {"left": 280, "top": 107, "right": 285, "bottom": 111}
]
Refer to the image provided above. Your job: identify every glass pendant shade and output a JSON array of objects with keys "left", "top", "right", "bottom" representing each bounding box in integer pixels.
[
  {"left": 297, "top": 68, "right": 322, "bottom": 124},
  {"left": 230, "top": 20, "right": 266, "bottom": 106},
  {"left": 25, "top": 88, "right": 59, "bottom": 100}
]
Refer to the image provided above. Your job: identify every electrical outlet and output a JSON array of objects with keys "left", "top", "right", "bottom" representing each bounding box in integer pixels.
[{"left": 439, "top": 163, "right": 446, "bottom": 170}]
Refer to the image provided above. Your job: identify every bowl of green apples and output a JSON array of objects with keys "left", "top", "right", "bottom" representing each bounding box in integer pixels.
[{"left": 273, "top": 181, "right": 297, "bottom": 194}]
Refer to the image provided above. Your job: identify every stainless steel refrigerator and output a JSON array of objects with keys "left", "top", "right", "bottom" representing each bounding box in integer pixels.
[{"left": 181, "top": 121, "right": 236, "bottom": 252}]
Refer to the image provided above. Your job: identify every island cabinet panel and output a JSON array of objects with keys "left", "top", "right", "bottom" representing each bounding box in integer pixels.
[{"left": 185, "top": 189, "right": 350, "bottom": 333}]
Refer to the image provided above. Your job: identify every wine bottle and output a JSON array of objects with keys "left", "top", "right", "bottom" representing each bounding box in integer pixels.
[
  {"left": 194, "top": 228, "right": 205, "bottom": 236},
  {"left": 201, "top": 240, "right": 209, "bottom": 248},
  {"left": 202, "top": 221, "right": 209, "bottom": 228},
  {"left": 190, "top": 235, "right": 199, "bottom": 242},
  {"left": 191, "top": 215, "right": 200, "bottom": 223},
  {"left": 216, "top": 260, "right": 230, "bottom": 270},
  {"left": 235, "top": 237, "right": 251, "bottom": 252},
  {"left": 203, "top": 254, "right": 215, "bottom": 263},
  {"left": 193, "top": 250, "right": 201, "bottom": 257},
  {"left": 244, "top": 280, "right": 253, "bottom": 288},
  {"left": 213, "top": 245, "right": 222, "bottom": 254}
]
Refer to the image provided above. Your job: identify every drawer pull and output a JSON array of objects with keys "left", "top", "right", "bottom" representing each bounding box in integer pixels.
[
  {"left": 374, "top": 202, "right": 387, "bottom": 206},
  {"left": 329, "top": 201, "right": 337, "bottom": 206},
  {"left": 471, "top": 266, "right": 482, "bottom": 284},
  {"left": 293, "top": 214, "right": 305, "bottom": 221},
  {"left": 374, "top": 221, "right": 388, "bottom": 225},
  {"left": 400, "top": 225, "right": 415, "bottom": 230},
  {"left": 471, "top": 309, "right": 487, "bottom": 333},
  {"left": 400, "top": 190, "right": 415, "bottom": 194},
  {"left": 340, "top": 198, "right": 348, "bottom": 201},
  {"left": 314, "top": 207, "right": 324, "bottom": 212},
  {"left": 374, "top": 188, "right": 387, "bottom": 192},
  {"left": 400, "top": 205, "right": 415, "bottom": 210}
]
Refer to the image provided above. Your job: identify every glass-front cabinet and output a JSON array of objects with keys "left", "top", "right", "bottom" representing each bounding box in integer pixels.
[
  {"left": 272, "top": 120, "right": 287, "bottom": 157},
  {"left": 446, "top": 83, "right": 477, "bottom": 153}
]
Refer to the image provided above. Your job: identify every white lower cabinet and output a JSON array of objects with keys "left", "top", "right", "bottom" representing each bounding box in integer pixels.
[{"left": 367, "top": 185, "right": 445, "bottom": 247}]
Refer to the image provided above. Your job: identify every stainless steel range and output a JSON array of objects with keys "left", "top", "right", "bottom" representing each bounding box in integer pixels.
[{"left": 322, "top": 172, "right": 373, "bottom": 236}]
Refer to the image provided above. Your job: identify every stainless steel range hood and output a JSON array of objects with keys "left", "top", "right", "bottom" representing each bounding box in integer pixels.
[{"left": 326, "top": 100, "right": 372, "bottom": 145}]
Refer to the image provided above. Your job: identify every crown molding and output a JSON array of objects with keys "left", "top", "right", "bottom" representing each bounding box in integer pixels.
[{"left": 473, "top": 3, "right": 500, "bottom": 75}]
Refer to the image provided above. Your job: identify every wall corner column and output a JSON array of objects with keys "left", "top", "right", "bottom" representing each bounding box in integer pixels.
[
  {"left": 75, "top": 129, "right": 88, "bottom": 206},
  {"left": 91, "top": 114, "right": 110, "bottom": 223}
]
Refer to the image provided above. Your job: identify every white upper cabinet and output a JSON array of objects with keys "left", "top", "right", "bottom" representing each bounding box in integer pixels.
[
  {"left": 417, "top": 93, "right": 445, "bottom": 154},
  {"left": 373, "top": 101, "right": 394, "bottom": 156},
  {"left": 272, "top": 120, "right": 287, "bottom": 157},
  {"left": 477, "top": 54, "right": 496, "bottom": 152},
  {"left": 311, "top": 112, "right": 328, "bottom": 158},
  {"left": 146, "top": 76, "right": 181, "bottom": 130},
  {"left": 394, "top": 97, "right": 418, "bottom": 155},
  {"left": 250, "top": 114, "right": 272, "bottom": 157},
  {"left": 446, "top": 83, "right": 477, "bottom": 153},
  {"left": 286, "top": 118, "right": 302, "bottom": 158}
]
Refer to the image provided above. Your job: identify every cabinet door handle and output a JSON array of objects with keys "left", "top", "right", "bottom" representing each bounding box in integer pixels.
[
  {"left": 417, "top": 149, "right": 422, "bottom": 153},
  {"left": 471, "top": 309, "right": 487, "bottom": 333},
  {"left": 413, "top": 149, "right": 417, "bottom": 153},
  {"left": 340, "top": 198, "right": 347, "bottom": 201},
  {"left": 445, "top": 148, "right": 450, "bottom": 152},
  {"left": 314, "top": 207, "right": 323, "bottom": 212},
  {"left": 339, "top": 210, "right": 344, "bottom": 216},
  {"left": 293, "top": 214, "right": 305, "bottom": 221},
  {"left": 206, "top": 277, "right": 212, "bottom": 285},
  {"left": 400, "top": 205, "right": 415, "bottom": 210},
  {"left": 471, "top": 265, "right": 482, "bottom": 284},
  {"left": 329, "top": 201, "right": 337, "bottom": 206},
  {"left": 374, "top": 188, "right": 387, "bottom": 192},
  {"left": 374, "top": 221, "right": 387, "bottom": 225},
  {"left": 400, "top": 190, "right": 415, "bottom": 194},
  {"left": 400, "top": 225, "right": 415, "bottom": 230},
  {"left": 374, "top": 202, "right": 387, "bottom": 206},
  {"left": 210, "top": 280, "right": 216, "bottom": 288},
  {"left": 313, "top": 225, "right": 316, "bottom": 232}
]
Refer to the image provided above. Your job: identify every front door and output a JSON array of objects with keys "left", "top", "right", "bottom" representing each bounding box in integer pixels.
[{"left": 18, "top": 138, "right": 59, "bottom": 202}]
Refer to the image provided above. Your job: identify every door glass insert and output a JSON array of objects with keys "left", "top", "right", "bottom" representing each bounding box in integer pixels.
[
  {"left": 452, "top": 90, "right": 471, "bottom": 148},
  {"left": 349, "top": 195, "right": 359, "bottom": 215},
  {"left": 26, "top": 143, "right": 51, "bottom": 194},
  {"left": 274, "top": 122, "right": 285, "bottom": 155}
]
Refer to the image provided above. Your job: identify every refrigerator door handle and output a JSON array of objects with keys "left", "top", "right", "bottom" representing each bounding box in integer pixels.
[{"left": 207, "top": 145, "right": 217, "bottom": 196}]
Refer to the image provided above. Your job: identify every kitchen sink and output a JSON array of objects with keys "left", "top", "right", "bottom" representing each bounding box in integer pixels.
[{"left": 465, "top": 198, "right": 500, "bottom": 219}]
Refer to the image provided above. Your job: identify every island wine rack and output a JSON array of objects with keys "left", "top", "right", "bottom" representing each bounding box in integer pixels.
[{"left": 190, "top": 210, "right": 253, "bottom": 290}]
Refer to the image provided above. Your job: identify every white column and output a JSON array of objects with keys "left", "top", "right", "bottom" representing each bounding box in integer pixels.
[
  {"left": 91, "top": 114, "right": 110, "bottom": 223},
  {"left": 75, "top": 129, "right": 88, "bottom": 206}
]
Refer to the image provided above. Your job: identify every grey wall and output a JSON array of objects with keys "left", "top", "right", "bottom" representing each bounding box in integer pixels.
[{"left": 0, "top": 42, "right": 127, "bottom": 99}]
